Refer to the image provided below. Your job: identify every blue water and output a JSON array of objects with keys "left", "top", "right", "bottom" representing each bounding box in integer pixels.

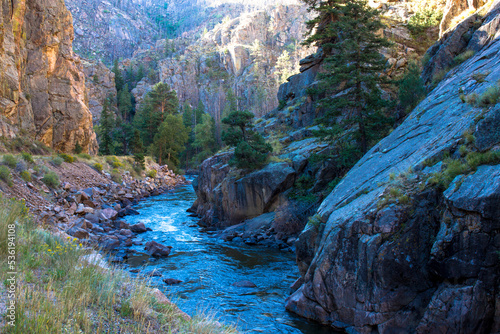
[{"left": 123, "top": 180, "right": 333, "bottom": 333}]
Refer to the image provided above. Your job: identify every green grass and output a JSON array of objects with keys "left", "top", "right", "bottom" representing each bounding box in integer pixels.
[{"left": 0, "top": 196, "right": 237, "bottom": 334}]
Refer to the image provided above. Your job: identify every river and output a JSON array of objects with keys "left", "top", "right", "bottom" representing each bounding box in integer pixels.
[{"left": 122, "top": 180, "right": 333, "bottom": 333}]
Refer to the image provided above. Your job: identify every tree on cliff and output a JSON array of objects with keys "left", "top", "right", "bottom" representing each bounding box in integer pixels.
[
  {"left": 193, "top": 113, "right": 217, "bottom": 163},
  {"left": 222, "top": 110, "right": 272, "bottom": 170},
  {"left": 303, "top": 0, "right": 393, "bottom": 160}
]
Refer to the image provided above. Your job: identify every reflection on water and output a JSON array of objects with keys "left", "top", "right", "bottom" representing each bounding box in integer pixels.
[{"left": 123, "top": 180, "right": 335, "bottom": 334}]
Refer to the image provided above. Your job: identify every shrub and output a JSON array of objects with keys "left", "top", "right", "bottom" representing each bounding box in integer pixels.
[
  {"left": 42, "top": 171, "right": 60, "bottom": 188},
  {"left": 465, "top": 151, "right": 500, "bottom": 170},
  {"left": 78, "top": 153, "right": 91, "bottom": 159},
  {"left": 93, "top": 163, "right": 103, "bottom": 172},
  {"left": 398, "top": 61, "right": 427, "bottom": 112},
  {"left": 15, "top": 161, "right": 27, "bottom": 173},
  {"left": 58, "top": 153, "right": 75, "bottom": 163},
  {"left": 453, "top": 50, "right": 475, "bottom": 66},
  {"left": 146, "top": 169, "right": 157, "bottom": 178},
  {"left": 111, "top": 169, "right": 122, "bottom": 183},
  {"left": 21, "top": 152, "right": 34, "bottom": 163},
  {"left": 51, "top": 156, "right": 64, "bottom": 166},
  {"left": 0, "top": 165, "right": 13, "bottom": 186},
  {"left": 478, "top": 85, "right": 500, "bottom": 107},
  {"left": 3, "top": 154, "right": 17, "bottom": 168},
  {"left": 74, "top": 141, "right": 83, "bottom": 154},
  {"left": 407, "top": 9, "right": 443, "bottom": 37},
  {"left": 20, "top": 170, "right": 32, "bottom": 182},
  {"left": 106, "top": 156, "right": 123, "bottom": 169}
]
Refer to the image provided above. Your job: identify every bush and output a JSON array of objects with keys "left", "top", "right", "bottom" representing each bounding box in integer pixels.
[
  {"left": 111, "top": 168, "right": 122, "bottom": 183},
  {"left": 77, "top": 153, "right": 91, "bottom": 159},
  {"left": 146, "top": 169, "right": 157, "bottom": 178},
  {"left": 398, "top": 61, "right": 427, "bottom": 112},
  {"left": 93, "top": 163, "right": 103, "bottom": 172},
  {"left": 42, "top": 171, "right": 60, "bottom": 188},
  {"left": 106, "top": 156, "right": 123, "bottom": 169},
  {"left": 58, "top": 153, "right": 75, "bottom": 163},
  {"left": 407, "top": 9, "right": 443, "bottom": 37},
  {"left": 3, "top": 154, "right": 17, "bottom": 168},
  {"left": 478, "top": 85, "right": 500, "bottom": 107},
  {"left": 0, "top": 165, "right": 13, "bottom": 186},
  {"left": 21, "top": 152, "right": 34, "bottom": 163},
  {"left": 453, "top": 50, "right": 475, "bottom": 66},
  {"left": 20, "top": 170, "right": 31, "bottom": 182},
  {"left": 51, "top": 156, "right": 64, "bottom": 166},
  {"left": 74, "top": 141, "right": 83, "bottom": 154}
]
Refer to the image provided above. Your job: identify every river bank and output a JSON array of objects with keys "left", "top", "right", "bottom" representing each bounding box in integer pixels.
[{"left": 0, "top": 154, "right": 237, "bottom": 332}]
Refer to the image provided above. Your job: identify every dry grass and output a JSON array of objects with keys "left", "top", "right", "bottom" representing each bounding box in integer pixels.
[{"left": 0, "top": 197, "right": 237, "bottom": 334}]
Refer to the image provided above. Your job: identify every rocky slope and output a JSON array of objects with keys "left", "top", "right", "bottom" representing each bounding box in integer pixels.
[
  {"left": 0, "top": 0, "right": 97, "bottom": 154},
  {"left": 286, "top": 1, "right": 500, "bottom": 332}
]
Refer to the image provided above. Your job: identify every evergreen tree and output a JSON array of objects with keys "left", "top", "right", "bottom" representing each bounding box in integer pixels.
[
  {"left": 150, "top": 114, "right": 189, "bottom": 167},
  {"left": 74, "top": 141, "right": 83, "bottom": 154},
  {"left": 304, "top": 0, "right": 392, "bottom": 156},
  {"left": 130, "top": 129, "right": 144, "bottom": 154},
  {"left": 275, "top": 50, "right": 295, "bottom": 85},
  {"left": 193, "top": 113, "right": 217, "bottom": 163},
  {"left": 222, "top": 110, "right": 272, "bottom": 170},
  {"left": 133, "top": 82, "right": 179, "bottom": 147},
  {"left": 98, "top": 104, "right": 115, "bottom": 155},
  {"left": 118, "top": 84, "right": 133, "bottom": 120},
  {"left": 112, "top": 59, "right": 124, "bottom": 93}
]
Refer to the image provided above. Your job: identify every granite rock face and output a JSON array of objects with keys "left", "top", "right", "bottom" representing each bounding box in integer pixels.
[
  {"left": 0, "top": 0, "right": 97, "bottom": 154},
  {"left": 286, "top": 3, "right": 500, "bottom": 332},
  {"left": 82, "top": 60, "right": 118, "bottom": 125}
]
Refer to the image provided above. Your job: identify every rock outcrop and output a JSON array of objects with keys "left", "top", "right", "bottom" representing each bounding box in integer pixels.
[
  {"left": 82, "top": 60, "right": 118, "bottom": 124},
  {"left": 0, "top": 0, "right": 97, "bottom": 154},
  {"left": 285, "top": 2, "right": 500, "bottom": 332}
]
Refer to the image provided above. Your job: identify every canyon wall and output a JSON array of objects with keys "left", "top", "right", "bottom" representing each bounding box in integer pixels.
[{"left": 0, "top": 0, "right": 97, "bottom": 154}]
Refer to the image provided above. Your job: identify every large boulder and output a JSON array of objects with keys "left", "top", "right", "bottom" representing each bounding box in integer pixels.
[{"left": 145, "top": 241, "right": 172, "bottom": 258}]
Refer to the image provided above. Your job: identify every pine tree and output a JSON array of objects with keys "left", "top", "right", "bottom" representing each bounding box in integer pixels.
[
  {"left": 193, "top": 113, "right": 217, "bottom": 163},
  {"left": 151, "top": 114, "right": 189, "bottom": 167},
  {"left": 98, "top": 104, "right": 115, "bottom": 155},
  {"left": 222, "top": 110, "right": 272, "bottom": 170},
  {"left": 304, "top": 0, "right": 392, "bottom": 157},
  {"left": 112, "top": 59, "right": 124, "bottom": 93},
  {"left": 118, "top": 84, "right": 133, "bottom": 120},
  {"left": 275, "top": 50, "right": 295, "bottom": 85}
]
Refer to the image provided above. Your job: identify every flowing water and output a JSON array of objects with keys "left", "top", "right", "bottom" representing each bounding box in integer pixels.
[{"left": 123, "top": 180, "right": 333, "bottom": 333}]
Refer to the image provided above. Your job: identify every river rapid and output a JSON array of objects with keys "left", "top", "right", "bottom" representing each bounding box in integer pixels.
[{"left": 123, "top": 180, "right": 333, "bottom": 333}]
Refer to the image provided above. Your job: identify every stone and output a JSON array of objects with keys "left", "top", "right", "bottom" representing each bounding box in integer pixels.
[
  {"left": 231, "top": 280, "right": 257, "bottom": 288},
  {"left": 101, "top": 208, "right": 118, "bottom": 220},
  {"left": 119, "top": 229, "right": 134, "bottom": 237},
  {"left": 144, "top": 241, "right": 172, "bottom": 257},
  {"left": 163, "top": 278, "right": 183, "bottom": 285},
  {"left": 130, "top": 222, "right": 148, "bottom": 233},
  {"left": 67, "top": 227, "right": 89, "bottom": 239},
  {"left": 101, "top": 236, "right": 121, "bottom": 250}
]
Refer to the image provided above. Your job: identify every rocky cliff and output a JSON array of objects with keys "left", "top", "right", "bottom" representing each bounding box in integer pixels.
[
  {"left": 0, "top": 0, "right": 97, "bottom": 154},
  {"left": 286, "top": 1, "right": 500, "bottom": 332}
]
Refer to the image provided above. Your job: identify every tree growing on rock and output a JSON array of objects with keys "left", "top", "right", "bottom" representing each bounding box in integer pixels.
[
  {"left": 222, "top": 110, "right": 272, "bottom": 170},
  {"left": 303, "top": 0, "right": 393, "bottom": 162}
]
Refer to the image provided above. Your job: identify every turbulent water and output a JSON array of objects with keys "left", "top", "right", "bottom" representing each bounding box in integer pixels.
[{"left": 123, "top": 179, "right": 332, "bottom": 333}]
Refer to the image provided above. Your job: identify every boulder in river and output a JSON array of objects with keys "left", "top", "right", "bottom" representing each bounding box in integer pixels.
[
  {"left": 232, "top": 280, "right": 257, "bottom": 288},
  {"left": 163, "top": 278, "right": 183, "bottom": 285},
  {"left": 130, "top": 222, "right": 148, "bottom": 233},
  {"left": 144, "top": 241, "right": 172, "bottom": 257}
]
